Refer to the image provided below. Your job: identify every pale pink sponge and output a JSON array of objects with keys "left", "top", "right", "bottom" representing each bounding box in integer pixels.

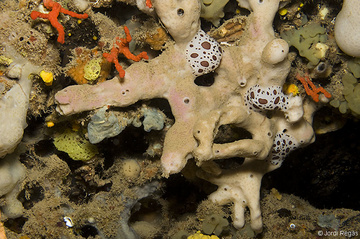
[{"left": 185, "top": 29, "right": 222, "bottom": 76}]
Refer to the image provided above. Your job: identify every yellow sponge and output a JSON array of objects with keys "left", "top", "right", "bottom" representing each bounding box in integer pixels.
[
  {"left": 40, "top": 70, "right": 54, "bottom": 86},
  {"left": 187, "top": 231, "right": 219, "bottom": 239},
  {"left": 53, "top": 129, "right": 98, "bottom": 161}
]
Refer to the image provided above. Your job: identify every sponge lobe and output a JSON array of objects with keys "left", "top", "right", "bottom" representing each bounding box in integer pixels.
[{"left": 334, "top": 0, "right": 360, "bottom": 57}]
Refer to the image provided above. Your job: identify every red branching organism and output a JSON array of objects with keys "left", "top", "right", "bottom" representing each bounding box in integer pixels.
[
  {"left": 103, "top": 26, "right": 149, "bottom": 79},
  {"left": 146, "top": 0, "right": 153, "bottom": 8},
  {"left": 30, "top": 0, "right": 88, "bottom": 44},
  {"left": 296, "top": 73, "right": 331, "bottom": 102}
]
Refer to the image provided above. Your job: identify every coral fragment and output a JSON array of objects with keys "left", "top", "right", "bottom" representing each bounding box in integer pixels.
[
  {"left": 103, "top": 26, "right": 149, "bottom": 79},
  {"left": 30, "top": 0, "right": 88, "bottom": 44},
  {"left": 296, "top": 73, "right": 331, "bottom": 102}
]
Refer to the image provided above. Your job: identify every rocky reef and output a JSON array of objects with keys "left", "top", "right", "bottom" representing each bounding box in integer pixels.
[
  {"left": 0, "top": 0, "right": 360, "bottom": 238},
  {"left": 53, "top": 0, "right": 318, "bottom": 231}
]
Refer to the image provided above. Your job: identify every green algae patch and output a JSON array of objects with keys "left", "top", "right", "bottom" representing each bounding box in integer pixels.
[{"left": 281, "top": 23, "right": 327, "bottom": 66}]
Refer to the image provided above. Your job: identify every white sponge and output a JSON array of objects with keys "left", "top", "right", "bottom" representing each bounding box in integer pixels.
[
  {"left": 334, "top": 0, "right": 360, "bottom": 57},
  {"left": 0, "top": 47, "right": 38, "bottom": 158},
  {"left": 261, "top": 39, "right": 289, "bottom": 65}
]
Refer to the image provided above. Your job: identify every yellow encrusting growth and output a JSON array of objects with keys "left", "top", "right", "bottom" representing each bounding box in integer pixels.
[
  {"left": 284, "top": 83, "right": 300, "bottom": 96},
  {"left": 53, "top": 129, "right": 99, "bottom": 161},
  {"left": 39, "top": 70, "right": 54, "bottom": 86},
  {"left": 46, "top": 121, "right": 55, "bottom": 128},
  {"left": 187, "top": 231, "right": 219, "bottom": 239},
  {"left": 271, "top": 188, "right": 283, "bottom": 200},
  {"left": 297, "top": 3, "right": 304, "bottom": 11},
  {"left": 278, "top": 8, "right": 288, "bottom": 16}
]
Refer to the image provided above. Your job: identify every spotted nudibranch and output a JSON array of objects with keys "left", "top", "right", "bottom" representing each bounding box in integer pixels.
[
  {"left": 244, "top": 85, "right": 290, "bottom": 112},
  {"left": 267, "top": 132, "right": 298, "bottom": 166},
  {"left": 244, "top": 85, "right": 302, "bottom": 166},
  {"left": 185, "top": 29, "right": 222, "bottom": 76}
]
